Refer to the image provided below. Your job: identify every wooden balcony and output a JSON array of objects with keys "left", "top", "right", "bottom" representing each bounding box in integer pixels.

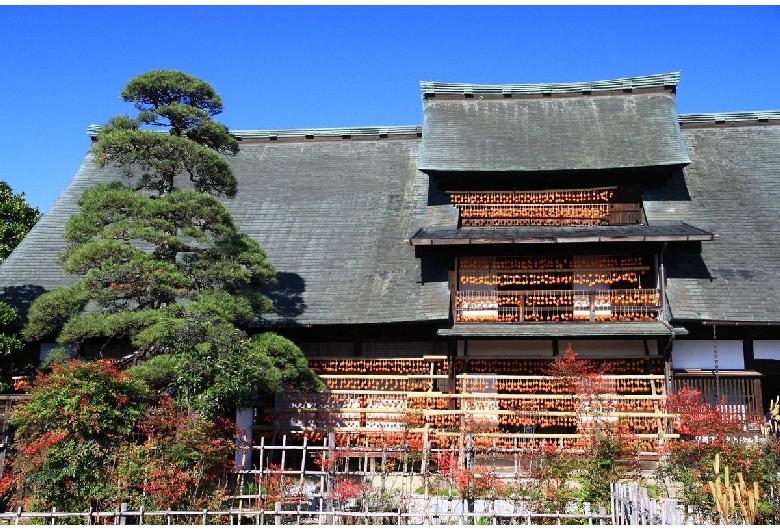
[{"left": 454, "top": 288, "right": 661, "bottom": 324}]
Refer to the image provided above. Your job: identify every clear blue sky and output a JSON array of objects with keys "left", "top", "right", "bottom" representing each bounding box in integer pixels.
[{"left": 1, "top": 5, "right": 778, "bottom": 213}]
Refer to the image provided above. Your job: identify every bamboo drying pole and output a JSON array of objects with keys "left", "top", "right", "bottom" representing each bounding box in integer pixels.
[{"left": 708, "top": 452, "right": 760, "bottom": 524}]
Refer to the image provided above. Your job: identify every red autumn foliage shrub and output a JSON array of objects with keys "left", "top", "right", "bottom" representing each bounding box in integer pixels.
[
  {"left": 116, "top": 395, "right": 237, "bottom": 510},
  {"left": 331, "top": 476, "right": 369, "bottom": 507},
  {"left": 254, "top": 464, "right": 305, "bottom": 510},
  {"left": 1, "top": 360, "right": 239, "bottom": 515},
  {"left": 432, "top": 450, "right": 509, "bottom": 500},
  {"left": 658, "top": 384, "right": 780, "bottom": 523},
  {"left": 1, "top": 360, "right": 147, "bottom": 513},
  {"left": 665, "top": 383, "right": 748, "bottom": 438}
]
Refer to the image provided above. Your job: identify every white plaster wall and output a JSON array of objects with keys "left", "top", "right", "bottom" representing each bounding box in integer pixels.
[
  {"left": 672, "top": 340, "right": 744, "bottom": 370},
  {"left": 754, "top": 340, "right": 780, "bottom": 360},
  {"left": 564, "top": 340, "right": 656, "bottom": 357},
  {"left": 458, "top": 340, "right": 553, "bottom": 357},
  {"left": 234, "top": 408, "right": 254, "bottom": 471}
]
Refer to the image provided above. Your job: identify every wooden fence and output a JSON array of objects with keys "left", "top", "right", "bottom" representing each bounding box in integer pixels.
[
  {"left": 611, "top": 483, "right": 684, "bottom": 525},
  {"left": 0, "top": 490, "right": 684, "bottom": 525}
]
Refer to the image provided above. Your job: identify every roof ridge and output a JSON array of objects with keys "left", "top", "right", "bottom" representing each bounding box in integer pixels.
[
  {"left": 231, "top": 125, "right": 422, "bottom": 139},
  {"left": 678, "top": 110, "right": 780, "bottom": 124},
  {"left": 87, "top": 124, "right": 422, "bottom": 140},
  {"left": 420, "top": 72, "right": 680, "bottom": 96}
]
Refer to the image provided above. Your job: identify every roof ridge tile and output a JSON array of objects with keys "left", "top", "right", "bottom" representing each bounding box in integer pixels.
[{"left": 420, "top": 72, "right": 680, "bottom": 97}]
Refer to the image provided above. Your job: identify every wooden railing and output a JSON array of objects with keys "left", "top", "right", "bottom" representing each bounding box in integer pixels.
[
  {"left": 671, "top": 372, "right": 763, "bottom": 419},
  {"left": 455, "top": 288, "right": 661, "bottom": 323}
]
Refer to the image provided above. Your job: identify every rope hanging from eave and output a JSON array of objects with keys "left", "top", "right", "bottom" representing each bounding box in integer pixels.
[{"left": 713, "top": 324, "right": 720, "bottom": 403}]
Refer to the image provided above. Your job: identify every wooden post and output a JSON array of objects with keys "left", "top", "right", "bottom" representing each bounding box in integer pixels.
[
  {"left": 279, "top": 434, "right": 287, "bottom": 499},
  {"left": 259, "top": 436, "right": 265, "bottom": 507},
  {"left": 466, "top": 434, "right": 474, "bottom": 517},
  {"left": 423, "top": 429, "right": 430, "bottom": 524},
  {"left": 380, "top": 443, "right": 387, "bottom": 494},
  {"left": 753, "top": 378, "right": 763, "bottom": 418},
  {"left": 422, "top": 428, "right": 429, "bottom": 476},
  {"left": 363, "top": 436, "right": 369, "bottom": 476},
  {"left": 609, "top": 483, "right": 616, "bottom": 525},
  {"left": 300, "top": 436, "right": 308, "bottom": 489},
  {"left": 327, "top": 432, "right": 335, "bottom": 524},
  {"left": 280, "top": 434, "right": 287, "bottom": 471}
]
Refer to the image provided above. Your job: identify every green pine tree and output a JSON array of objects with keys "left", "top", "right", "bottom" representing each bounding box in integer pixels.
[{"left": 23, "top": 70, "right": 322, "bottom": 417}]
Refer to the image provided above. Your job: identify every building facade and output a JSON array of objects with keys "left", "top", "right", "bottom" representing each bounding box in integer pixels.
[{"left": 2, "top": 72, "right": 780, "bottom": 453}]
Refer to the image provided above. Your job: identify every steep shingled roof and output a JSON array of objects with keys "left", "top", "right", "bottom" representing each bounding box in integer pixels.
[
  {"left": 0, "top": 128, "right": 457, "bottom": 327},
  {"left": 644, "top": 114, "right": 780, "bottom": 323},
  {"left": 418, "top": 73, "right": 690, "bottom": 173},
  {"left": 3, "top": 83, "right": 780, "bottom": 329}
]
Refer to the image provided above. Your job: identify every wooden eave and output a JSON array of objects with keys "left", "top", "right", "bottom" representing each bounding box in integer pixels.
[
  {"left": 422, "top": 165, "right": 688, "bottom": 188},
  {"left": 438, "top": 322, "right": 684, "bottom": 338},
  {"left": 409, "top": 222, "right": 714, "bottom": 247}
]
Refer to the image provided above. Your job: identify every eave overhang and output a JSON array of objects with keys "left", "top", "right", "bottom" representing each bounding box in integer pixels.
[
  {"left": 418, "top": 162, "right": 691, "bottom": 178},
  {"left": 410, "top": 221, "right": 713, "bottom": 247},
  {"left": 438, "top": 322, "right": 687, "bottom": 338},
  {"left": 673, "top": 369, "right": 763, "bottom": 378}
]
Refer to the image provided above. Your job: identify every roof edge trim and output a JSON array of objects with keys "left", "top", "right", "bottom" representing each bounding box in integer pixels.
[
  {"left": 437, "top": 322, "right": 676, "bottom": 338},
  {"left": 678, "top": 110, "right": 780, "bottom": 125},
  {"left": 420, "top": 72, "right": 680, "bottom": 97},
  {"left": 418, "top": 159, "right": 692, "bottom": 174},
  {"left": 87, "top": 125, "right": 423, "bottom": 140}
]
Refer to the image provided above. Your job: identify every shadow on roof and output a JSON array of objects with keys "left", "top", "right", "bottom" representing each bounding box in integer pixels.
[
  {"left": 0, "top": 284, "right": 47, "bottom": 319},
  {"left": 265, "top": 271, "right": 307, "bottom": 319}
]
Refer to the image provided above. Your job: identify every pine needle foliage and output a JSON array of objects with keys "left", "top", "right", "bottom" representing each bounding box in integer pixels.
[{"left": 22, "top": 70, "right": 323, "bottom": 416}]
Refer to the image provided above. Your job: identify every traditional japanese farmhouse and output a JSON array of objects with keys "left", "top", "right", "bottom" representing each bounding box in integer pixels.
[{"left": 2, "top": 72, "right": 779, "bottom": 454}]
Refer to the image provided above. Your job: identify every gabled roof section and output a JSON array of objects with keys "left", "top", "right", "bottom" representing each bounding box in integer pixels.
[
  {"left": 418, "top": 72, "right": 690, "bottom": 174},
  {"left": 643, "top": 115, "right": 780, "bottom": 323},
  {"left": 0, "top": 127, "right": 457, "bottom": 327}
]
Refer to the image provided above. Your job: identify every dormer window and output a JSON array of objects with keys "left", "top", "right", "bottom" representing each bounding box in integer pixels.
[{"left": 449, "top": 186, "right": 643, "bottom": 228}]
